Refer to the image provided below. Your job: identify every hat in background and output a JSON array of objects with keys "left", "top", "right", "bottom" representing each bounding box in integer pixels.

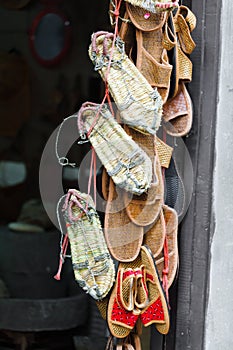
[
  {"left": 8, "top": 199, "right": 53, "bottom": 233},
  {"left": 0, "top": 0, "right": 31, "bottom": 9}
]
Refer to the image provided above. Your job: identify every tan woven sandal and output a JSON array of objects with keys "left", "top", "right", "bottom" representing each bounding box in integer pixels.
[
  {"left": 107, "top": 246, "right": 170, "bottom": 337},
  {"left": 123, "top": 0, "right": 179, "bottom": 13},
  {"left": 105, "top": 178, "right": 144, "bottom": 262},
  {"left": 89, "top": 31, "right": 163, "bottom": 135},
  {"left": 162, "top": 7, "right": 196, "bottom": 135},
  {"left": 123, "top": 126, "right": 164, "bottom": 226},
  {"left": 143, "top": 208, "right": 166, "bottom": 258},
  {"left": 107, "top": 266, "right": 145, "bottom": 338},
  {"left": 126, "top": 3, "right": 172, "bottom": 103},
  {"left": 78, "top": 102, "right": 152, "bottom": 195},
  {"left": 155, "top": 204, "right": 178, "bottom": 288},
  {"left": 63, "top": 189, "right": 115, "bottom": 300},
  {"left": 162, "top": 81, "right": 193, "bottom": 136}
]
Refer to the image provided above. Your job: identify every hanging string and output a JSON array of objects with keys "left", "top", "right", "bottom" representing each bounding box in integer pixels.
[
  {"left": 55, "top": 115, "right": 77, "bottom": 167},
  {"left": 86, "top": 146, "right": 97, "bottom": 208},
  {"left": 54, "top": 194, "right": 71, "bottom": 281},
  {"left": 159, "top": 128, "right": 170, "bottom": 307},
  {"left": 77, "top": 1, "right": 123, "bottom": 207},
  {"left": 86, "top": 0, "right": 122, "bottom": 137}
]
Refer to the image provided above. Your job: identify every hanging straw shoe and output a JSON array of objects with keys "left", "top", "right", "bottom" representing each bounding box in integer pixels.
[
  {"left": 89, "top": 31, "right": 163, "bottom": 135},
  {"left": 164, "top": 5, "right": 196, "bottom": 97},
  {"left": 126, "top": 3, "right": 172, "bottom": 103},
  {"left": 162, "top": 81, "right": 193, "bottom": 136},
  {"left": 143, "top": 209, "right": 166, "bottom": 258},
  {"left": 162, "top": 7, "right": 196, "bottom": 135},
  {"left": 78, "top": 102, "right": 152, "bottom": 195},
  {"left": 123, "top": 126, "right": 164, "bottom": 226},
  {"left": 107, "top": 265, "right": 146, "bottom": 338},
  {"left": 105, "top": 179, "right": 144, "bottom": 262},
  {"left": 123, "top": 0, "right": 179, "bottom": 13},
  {"left": 63, "top": 189, "right": 115, "bottom": 300},
  {"left": 107, "top": 246, "right": 170, "bottom": 337},
  {"left": 155, "top": 204, "right": 178, "bottom": 289}
]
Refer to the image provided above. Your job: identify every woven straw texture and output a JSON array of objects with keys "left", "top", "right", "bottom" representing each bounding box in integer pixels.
[
  {"left": 89, "top": 32, "right": 163, "bottom": 135},
  {"left": 107, "top": 246, "right": 170, "bottom": 337},
  {"left": 174, "top": 6, "right": 196, "bottom": 55},
  {"left": 64, "top": 189, "right": 115, "bottom": 300},
  {"left": 163, "top": 81, "right": 192, "bottom": 136},
  {"left": 105, "top": 179, "right": 144, "bottom": 262},
  {"left": 123, "top": 0, "right": 179, "bottom": 13},
  {"left": 155, "top": 205, "right": 178, "bottom": 288},
  {"left": 143, "top": 209, "right": 166, "bottom": 258},
  {"left": 126, "top": 4, "right": 172, "bottom": 103},
  {"left": 79, "top": 104, "right": 152, "bottom": 195},
  {"left": 173, "top": 5, "right": 197, "bottom": 84},
  {"left": 123, "top": 126, "right": 164, "bottom": 226},
  {"left": 155, "top": 136, "right": 173, "bottom": 168}
]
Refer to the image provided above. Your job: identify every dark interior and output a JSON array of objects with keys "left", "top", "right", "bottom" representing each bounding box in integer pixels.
[{"left": 0, "top": 1, "right": 111, "bottom": 349}]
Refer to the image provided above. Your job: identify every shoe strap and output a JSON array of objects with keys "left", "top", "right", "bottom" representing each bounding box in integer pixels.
[
  {"left": 163, "top": 18, "right": 177, "bottom": 51},
  {"left": 174, "top": 6, "right": 196, "bottom": 55}
]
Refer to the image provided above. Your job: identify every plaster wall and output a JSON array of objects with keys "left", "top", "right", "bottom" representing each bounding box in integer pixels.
[{"left": 205, "top": 1, "right": 233, "bottom": 349}]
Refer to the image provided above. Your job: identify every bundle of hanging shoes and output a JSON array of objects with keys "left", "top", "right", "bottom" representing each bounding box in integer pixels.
[{"left": 54, "top": 0, "right": 196, "bottom": 347}]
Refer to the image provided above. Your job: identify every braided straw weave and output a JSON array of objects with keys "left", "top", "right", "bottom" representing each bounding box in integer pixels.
[
  {"left": 155, "top": 136, "right": 173, "bottom": 168},
  {"left": 78, "top": 102, "right": 152, "bottom": 195},
  {"left": 89, "top": 31, "right": 163, "bottom": 135},
  {"left": 123, "top": 0, "right": 179, "bottom": 13},
  {"left": 123, "top": 126, "right": 164, "bottom": 226},
  {"left": 143, "top": 209, "right": 166, "bottom": 258},
  {"left": 125, "top": 4, "right": 172, "bottom": 103},
  {"left": 105, "top": 179, "right": 144, "bottom": 262},
  {"left": 63, "top": 189, "right": 115, "bottom": 300}
]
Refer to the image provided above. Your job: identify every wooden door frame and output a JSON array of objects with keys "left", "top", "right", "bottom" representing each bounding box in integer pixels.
[{"left": 150, "top": 0, "right": 222, "bottom": 349}]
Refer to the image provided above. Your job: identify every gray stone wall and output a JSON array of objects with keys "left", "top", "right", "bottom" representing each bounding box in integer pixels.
[{"left": 205, "top": 2, "right": 233, "bottom": 349}]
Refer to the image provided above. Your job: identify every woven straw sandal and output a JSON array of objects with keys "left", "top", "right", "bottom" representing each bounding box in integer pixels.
[
  {"left": 89, "top": 31, "right": 163, "bottom": 135},
  {"left": 162, "top": 7, "right": 195, "bottom": 136},
  {"left": 123, "top": 0, "right": 179, "bottom": 13},
  {"left": 126, "top": 3, "right": 172, "bottom": 103},
  {"left": 104, "top": 179, "right": 144, "bottom": 262},
  {"left": 162, "top": 81, "right": 193, "bottom": 136},
  {"left": 155, "top": 204, "right": 178, "bottom": 288},
  {"left": 78, "top": 102, "right": 152, "bottom": 195},
  {"left": 143, "top": 208, "right": 166, "bottom": 258},
  {"left": 107, "top": 266, "right": 146, "bottom": 338},
  {"left": 107, "top": 246, "right": 169, "bottom": 337},
  {"left": 63, "top": 189, "right": 115, "bottom": 300},
  {"left": 123, "top": 126, "right": 164, "bottom": 226}
]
